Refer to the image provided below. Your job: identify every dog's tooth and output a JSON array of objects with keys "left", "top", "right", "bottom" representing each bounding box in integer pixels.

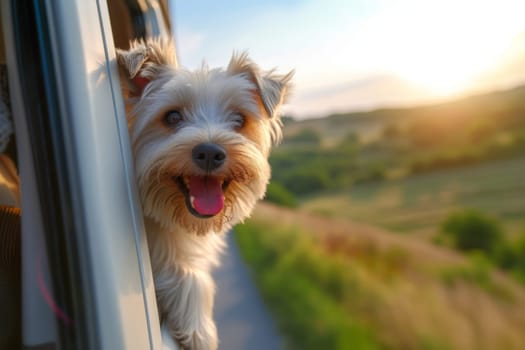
[{"left": 190, "top": 195, "right": 195, "bottom": 208}]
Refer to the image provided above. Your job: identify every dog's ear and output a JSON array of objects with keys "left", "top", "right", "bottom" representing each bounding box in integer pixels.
[
  {"left": 227, "top": 53, "right": 293, "bottom": 119},
  {"left": 116, "top": 38, "right": 177, "bottom": 96}
]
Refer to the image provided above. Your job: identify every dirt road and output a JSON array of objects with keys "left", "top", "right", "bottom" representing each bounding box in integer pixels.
[{"left": 213, "top": 232, "right": 283, "bottom": 350}]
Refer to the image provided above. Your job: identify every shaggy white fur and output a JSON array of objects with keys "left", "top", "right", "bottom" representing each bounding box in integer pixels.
[{"left": 117, "top": 38, "right": 292, "bottom": 350}]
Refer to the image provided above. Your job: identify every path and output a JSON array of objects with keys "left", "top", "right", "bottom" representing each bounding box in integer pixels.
[{"left": 213, "top": 231, "right": 283, "bottom": 350}]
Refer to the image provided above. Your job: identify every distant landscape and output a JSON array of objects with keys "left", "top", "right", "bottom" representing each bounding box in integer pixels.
[
  {"left": 236, "top": 85, "right": 525, "bottom": 349},
  {"left": 268, "top": 85, "right": 525, "bottom": 237}
]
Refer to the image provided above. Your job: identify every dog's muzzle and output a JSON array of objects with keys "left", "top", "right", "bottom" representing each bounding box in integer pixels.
[{"left": 172, "top": 143, "right": 229, "bottom": 218}]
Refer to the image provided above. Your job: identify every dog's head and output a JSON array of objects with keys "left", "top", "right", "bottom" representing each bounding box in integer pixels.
[{"left": 117, "top": 38, "right": 292, "bottom": 234}]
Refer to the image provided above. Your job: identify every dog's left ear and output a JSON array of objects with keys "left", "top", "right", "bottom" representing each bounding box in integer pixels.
[
  {"left": 227, "top": 53, "right": 293, "bottom": 119},
  {"left": 116, "top": 38, "right": 177, "bottom": 96}
]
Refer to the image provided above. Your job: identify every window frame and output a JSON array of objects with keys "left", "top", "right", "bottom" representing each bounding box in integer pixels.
[{"left": 2, "top": 0, "right": 167, "bottom": 348}]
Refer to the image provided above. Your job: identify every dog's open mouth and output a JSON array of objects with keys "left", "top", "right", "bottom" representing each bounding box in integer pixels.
[{"left": 175, "top": 176, "right": 230, "bottom": 218}]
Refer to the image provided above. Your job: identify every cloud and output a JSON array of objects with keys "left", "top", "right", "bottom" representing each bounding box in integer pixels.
[{"left": 284, "top": 75, "right": 438, "bottom": 119}]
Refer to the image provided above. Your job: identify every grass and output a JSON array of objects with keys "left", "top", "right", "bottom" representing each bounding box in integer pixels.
[
  {"left": 235, "top": 220, "right": 382, "bottom": 350},
  {"left": 257, "top": 86, "right": 525, "bottom": 348},
  {"left": 301, "top": 156, "right": 525, "bottom": 236},
  {"left": 235, "top": 203, "right": 525, "bottom": 350}
]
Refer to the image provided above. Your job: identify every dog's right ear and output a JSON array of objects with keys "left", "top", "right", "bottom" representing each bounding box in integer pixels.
[
  {"left": 227, "top": 52, "right": 293, "bottom": 120},
  {"left": 116, "top": 38, "right": 177, "bottom": 96}
]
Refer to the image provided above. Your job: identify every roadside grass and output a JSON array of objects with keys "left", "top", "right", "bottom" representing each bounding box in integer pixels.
[
  {"left": 301, "top": 156, "right": 525, "bottom": 236},
  {"left": 235, "top": 221, "right": 382, "bottom": 350},
  {"left": 235, "top": 204, "right": 525, "bottom": 350}
]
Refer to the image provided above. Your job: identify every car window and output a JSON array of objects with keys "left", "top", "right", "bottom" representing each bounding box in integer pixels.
[{"left": 1, "top": 1, "right": 175, "bottom": 349}]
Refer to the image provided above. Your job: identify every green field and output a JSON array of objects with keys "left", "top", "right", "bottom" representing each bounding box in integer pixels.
[
  {"left": 236, "top": 204, "right": 525, "bottom": 350},
  {"left": 302, "top": 156, "right": 525, "bottom": 236},
  {"left": 273, "top": 86, "right": 525, "bottom": 222},
  {"left": 237, "top": 85, "right": 525, "bottom": 349}
]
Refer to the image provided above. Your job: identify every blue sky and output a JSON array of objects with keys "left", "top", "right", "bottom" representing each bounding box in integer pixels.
[{"left": 171, "top": 0, "right": 525, "bottom": 119}]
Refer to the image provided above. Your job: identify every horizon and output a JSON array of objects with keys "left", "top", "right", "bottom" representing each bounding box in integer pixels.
[
  {"left": 171, "top": 1, "right": 525, "bottom": 120},
  {"left": 284, "top": 82, "right": 525, "bottom": 121}
]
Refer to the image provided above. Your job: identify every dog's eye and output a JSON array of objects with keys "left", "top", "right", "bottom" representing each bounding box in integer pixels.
[
  {"left": 231, "top": 113, "right": 246, "bottom": 130},
  {"left": 163, "top": 110, "right": 184, "bottom": 128}
]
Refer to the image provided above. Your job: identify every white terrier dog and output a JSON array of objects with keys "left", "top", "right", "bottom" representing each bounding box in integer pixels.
[{"left": 117, "top": 38, "right": 292, "bottom": 350}]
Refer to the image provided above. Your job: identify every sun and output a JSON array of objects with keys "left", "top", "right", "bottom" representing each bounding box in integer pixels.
[
  {"left": 392, "top": 35, "right": 500, "bottom": 97},
  {"left": 371, "top": 0, "right": 525, "bottom": 97},
  {"left": 391, "top": 23, "right": 504, "bottom": 96}
]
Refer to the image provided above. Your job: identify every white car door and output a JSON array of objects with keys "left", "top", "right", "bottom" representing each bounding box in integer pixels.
[{"left": 1, "top": 0, "right": 176, "bottom": 348}]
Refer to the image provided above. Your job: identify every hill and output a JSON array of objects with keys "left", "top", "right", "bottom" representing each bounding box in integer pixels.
[
  {"left": 235, "top": 203, "right": 525, "bottom": 350},
  {"left": 283, "top": 84, "right": 525, "bottom": 145},
  {"left": 266, "top": 83, "right": 525, "bottom": 291},
  {"left": 236, "top": 86, "right": 525, "bottom": 349},
  {"left": 271, "top": 85, "right": 525, "bottom": 197}
]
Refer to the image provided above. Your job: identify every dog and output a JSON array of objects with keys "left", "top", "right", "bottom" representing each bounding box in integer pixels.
[{"left": 117, "top": 38, "right": 292, "bottom": 350}]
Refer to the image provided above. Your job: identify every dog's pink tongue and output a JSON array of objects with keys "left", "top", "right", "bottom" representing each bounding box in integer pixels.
[{"left": 189, "top": 176, "right": 224, "bottom": 216}]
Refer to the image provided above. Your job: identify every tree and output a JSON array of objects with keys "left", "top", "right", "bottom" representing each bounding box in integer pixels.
[
  {"left": 264, "top": 181, "right": 298, "bottom": 208},
  {"left": 287, "top": 128, "right": 321, "bottom": 145},
  {"left": 440, "top": 210, "right": 503, "bottom": 254}
]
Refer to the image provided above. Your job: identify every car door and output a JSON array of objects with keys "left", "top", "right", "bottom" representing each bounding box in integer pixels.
[{"left": 1, "top": 0, "right": 175, "bottom": 349}]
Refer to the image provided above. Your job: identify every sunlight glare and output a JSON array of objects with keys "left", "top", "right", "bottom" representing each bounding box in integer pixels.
[{"left": 358, "top": 0, "right": 525, "bottom": 97}]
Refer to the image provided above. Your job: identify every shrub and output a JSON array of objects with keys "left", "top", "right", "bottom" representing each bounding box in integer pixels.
[
  {"left": 235, "top": 213, "right": 525, "bottom": 350},
  {"left": 264, "top": 181, "right": 298, "bottom": 208},
  {"left": 441, "top": 253, "right": 492, "bottom": 290},
  {"left": 287, "top": 128, "right": 321, "bottom": 145},
  {"left": 382, "top": 123, "right": 402, "bottom": 139},
  {"left": 440, "top": 209, "right": 503, "bottom": 254},
  {"left": 338, "top": 132, "right": 360, "bottom": 150},
  {"left": 281, "top": 170, "right": 331, "bottom": 195},
  {"left": 354, "top": 163, "right": 386, "bottom": 184},
  {"left": 513, "top": 232, "right": 525, "bottom": 282},
  {"left": 235, "top": 221, "right": 380, "bottom": 350},
  {"left": 495, "top": 229, "right": 525, "bottom": 283}
]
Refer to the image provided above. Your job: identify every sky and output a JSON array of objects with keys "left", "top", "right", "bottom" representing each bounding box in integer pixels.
[{"left": 171, "top": 0, "right": 525, "bottom": 119}]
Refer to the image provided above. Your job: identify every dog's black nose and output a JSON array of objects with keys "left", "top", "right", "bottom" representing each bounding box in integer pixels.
[{"left": 192, "top": 143, "right": 227, "bottom": 172}]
